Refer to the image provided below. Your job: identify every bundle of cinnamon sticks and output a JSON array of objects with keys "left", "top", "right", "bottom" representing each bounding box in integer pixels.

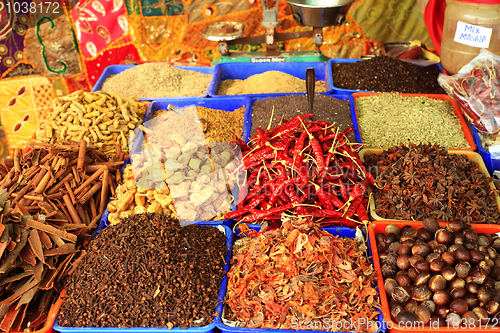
[{"left": 0, "top": 140, "right": 123, "bottom": 332}]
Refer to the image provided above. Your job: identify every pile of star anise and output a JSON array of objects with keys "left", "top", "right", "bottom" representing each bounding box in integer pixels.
[{"left": 365, "top": 143, "right": 500, "bottom": 224}]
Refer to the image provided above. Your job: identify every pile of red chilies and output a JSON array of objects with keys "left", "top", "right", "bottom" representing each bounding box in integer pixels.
[{"left": 227, "top": 113, "right": 375, "bottom": 227}]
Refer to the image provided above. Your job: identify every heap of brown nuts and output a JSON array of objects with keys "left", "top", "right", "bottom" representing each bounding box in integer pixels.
[{"left": 377, "top": 218, "right": 500, "bottom": 328}]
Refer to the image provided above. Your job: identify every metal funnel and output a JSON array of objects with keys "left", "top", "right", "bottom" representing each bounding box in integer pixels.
[{"left": 285, "top": 0, "right": 355, "bottom": 27}]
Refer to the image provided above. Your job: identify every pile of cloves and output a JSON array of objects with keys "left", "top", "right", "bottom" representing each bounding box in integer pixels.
[
  {"left": 58, "top": 213, "right": 228, "bottom": 328},
  {"left": 377, "top": 218, "right": 500, "bottom": 327}
]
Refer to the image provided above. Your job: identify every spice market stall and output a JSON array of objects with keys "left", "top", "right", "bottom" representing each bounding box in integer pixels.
[{"left": 5, "top": 14, "right": 500, "bottom": 333}]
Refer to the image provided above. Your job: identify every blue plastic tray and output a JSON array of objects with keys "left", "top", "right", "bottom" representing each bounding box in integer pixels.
[
  {"left": 246, "top": 93, "right": 361, "bottom": 144},
  {"left": 54, "top": 223, "right": 233, "bottom": 333},
  {"left": 467, "top": 119, "right": 499, "bottom": 174},
  {"left": 217, "top": 224, "right": 386, "bottom": 333},
  {"left": 91, "top": 65, "right": 214, "bottom": 101},
  {"left": 327, "top": 58, "right": 443, "bottom": 95},
  {"left": 208, "top": 62, "right": 330, "bottom": 98}
]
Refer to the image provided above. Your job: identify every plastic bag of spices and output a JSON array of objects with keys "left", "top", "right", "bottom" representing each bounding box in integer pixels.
[{"left": 438, "top": 48, "right": 500, "bottom": 134}]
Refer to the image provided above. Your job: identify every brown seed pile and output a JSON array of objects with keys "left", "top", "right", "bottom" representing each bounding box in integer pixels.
[
  {"left": 101, "top": 63, "right": 213, "bottom": 98},
  {"left": 250, "top": 94, "right": 353, "bottom": 138},
  {"left": 59, "top": 213, "right": 228, "bottom": 328},
  {"left": 330, "top": 56, "right": 445, "bottom": 94}
]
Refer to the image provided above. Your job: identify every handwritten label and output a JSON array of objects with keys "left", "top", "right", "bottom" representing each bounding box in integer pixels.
[
  {"left": 250, "top": 57, "right": 286, "bottom": 63},
  {"left": 454, "top": 21, "right": 492, "bottom": 48}
]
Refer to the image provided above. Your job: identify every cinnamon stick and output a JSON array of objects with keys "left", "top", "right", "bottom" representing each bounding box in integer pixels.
[
  {"left": 13, "top": 149, "right": 21, "bottom": 175},
  {"left": 62, "top": 195, "right": 83, "bottom": 225},
  {"left": 74, "top": 167, "right": 106, "bottom": 196},
  {"left": 79, "top": 181, "right": 102, "bottom": 205},
  {"left": 77, "top": 140, "right": 86, "bottom": 172},
  {"left": 100, "top": 169, "right": 109, "bottom": 215}
]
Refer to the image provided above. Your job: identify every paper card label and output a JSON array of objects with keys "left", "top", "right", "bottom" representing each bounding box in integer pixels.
[{"left": 454, "top": 21, "right": 492, "bottom": 48}]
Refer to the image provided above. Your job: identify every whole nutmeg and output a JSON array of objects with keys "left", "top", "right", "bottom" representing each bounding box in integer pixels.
[
  {"left": 401, "top": 225, "right": 417, "bottom": 238},
  {"left": 436, "top": 229, "right": 454, "bottom": 245},
  {"left": 376, "top": 232, "right": 385, "bottom": 245},
  {"left": 386, "top": 224, "right": 401, "bottom": 235},
  {"left": 441, "top": 252, "right": 456, "bottom": 266},
  {"left": 415, "top": 304, "right": 432, "bottom": 324},
  {"left": 450, "top": 287, "right": 467, "bottom": 300},
  {"left": 441, "top": 266, "right": 457, "bottom": 281},
  {"left": 485, "top": 301, "right": 500, "bottom": 315},
  {"left": 400, "top": 235, "right": 415, "bottom": 245},
  {"left": 422, "top": 300, "right": 436, "bottom": 313},
  {"left": 454, "top": 247, "right": 471, "bottom": 262},
  {"left": 423, "top": 217, "right": 440, "bottom": 233},
  {"left": 448, "top": 244, "right": 462, "bottom": 254},
  {"left": 388, "top": 241, "right": 401, "bottom": 254},
  {"left": 412, "top": 285, "right": 432, "bottom": 302},
  {"left": 464, "top": 240, "right": 478, "bottom": 251},
  {"left": 384, "top": 252, "right": 399, "bottom": 267},
  {"left": 379, "top": 251, "right": 388, "bottom": 263},
  {"left": 464, "top": 294, "right": 479, "bottom": 309},
  {"left": 479, "top": 261, "right": 492, "bottom": 276},
  {"left": 436, "top": 305, "right": 450, "bottom": 318},
  {"left": 404, "top": 299, "right": 418, "bottom": 312},
  {"left": 408, "top": 268, "right": 418, "bottom": 282},
  {"left": 396, "top": 310, "right": 419, "bottom": 325},
  {"left": 397, "top": 244, "right": 411, "bottom": 256},
  {"left": 478, "top": 233, "right": 493, "bottom": 247},
  {"left": 454, "top": 233, "right": 466, "bottom": 245},
  {"left": 385, "top": 233, "right": 399, "bottom": 245},
  {"left": 414, "top": 260, "right": 430, "bottom": 273},
  {"left": 446, "top": 313, "right": 462, "bottom": 328},
  {"left": 467, "top": 282, "right": 479, "bottom": 295},
  {"left": 450, "top": 299, "right": 468, "bottom": 315},
  {"left": 434, "top": 244, "right": 448, "bottom": 254},
  {"left": 385, "top": 278, "right": 399, "bottom": 296},
  {"left": 449, "top": 278, "right": 466, "bottom": 290},
  {"left": 429, "top": 316, "right": 446, "bottom": 327},
  {"left": 378, "top": 243, "right": 388, "bottom": 255},
  {"left": 409, "top": 255, "right": 424, "bottom": 268},
  {"left": 382, "top": 263, "right": 398, "bottom": 279},
  {"left": 472, "top": 307, "right": 489, "bottom": 324},
  {"left": 455, "top": 261, "right": 472, "bottom": 278},
  {"left": 488, "top": 247, "right": 497, "bottom": 260},
  {"left": 389, "top": 300, "right": 404, "bottom": 320},
  {"left": 412, "top": 242, "right": 431, "bottom": 257},
  {"left": 414, "top": 272, "right": 431, "bottom": 286},
  {"left": 468, "top": 266, "right": 487, "bottom": 285},
  {"left": 447, "top": 219, "right": 466, "bottom": 233},
  {"left": 417, "top": 228, "right": 434, "bottom": 242},
  {"left": 397, "top": 255, "right": 411, "bottom": 271},
  {"left": 426, "top": 253, "right": 440, "bottom": 263},
  {"left": 392, "top": 286, "right": 411, "bottom": 303},
  {"left": 478, "top": 286, "right": 495, "bottom": 304},
  {"left": 429, "top": 275, "right": 447, "bottom": 292},
  {"left": 430, "top": 259, "right": 447, "bottom": 272},
  {"left": 433, "top": 289, "right": 452, "bottom": 306},
  {"left": 492, "top": 237, "right": 500, "bottom": 252},
  {"left": 395, "top": 271, "right": 412, "bottom": 288},
  {"left": 463, "top": 227, "right": 478, "bottom": 243},
  {"left": 462, "top": 311, "right": 479, "bottom": 326},
  {"left": 479, "top": 245, "right": 488, "bottom": 255},
  {"left": 484, "top": 276, "right": 496, "bottom": 289},
  {"left": 428, "top": 240, "right": 439, "bottom": 251}
]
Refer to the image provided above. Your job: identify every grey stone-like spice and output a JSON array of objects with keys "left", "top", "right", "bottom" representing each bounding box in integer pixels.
[{"left": 355, "top": 94, "right": 470, "bottom": 149}]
